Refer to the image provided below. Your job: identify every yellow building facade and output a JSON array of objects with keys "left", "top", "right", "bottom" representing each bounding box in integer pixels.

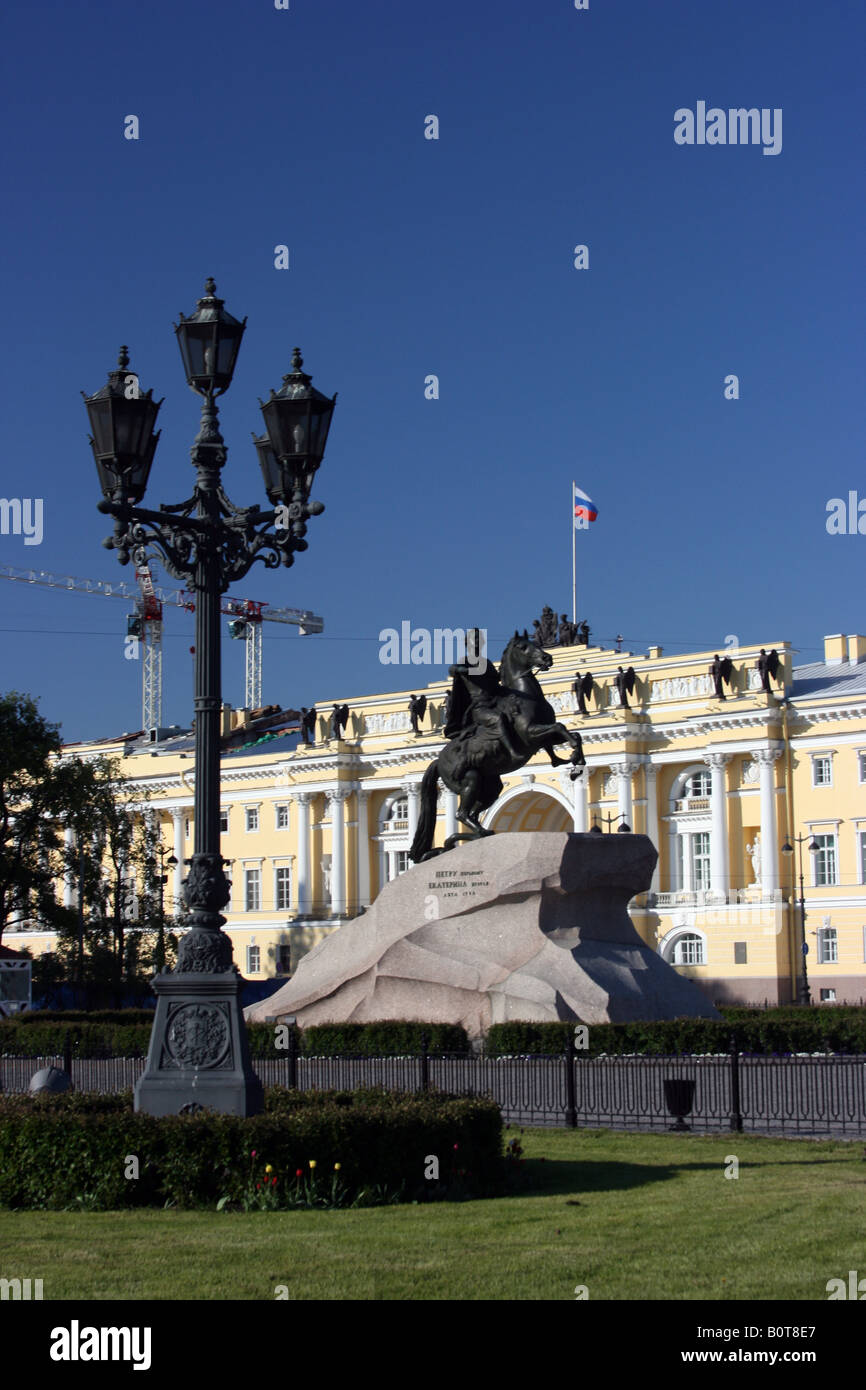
[{"left": 13, "top": 631, "right": 866, "bottom": 1007}]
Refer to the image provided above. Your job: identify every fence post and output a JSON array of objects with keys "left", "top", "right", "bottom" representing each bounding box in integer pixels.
[
  {"left": 63, "top": 1030, "right": 73, "bottom": 1080},
  {"left": 564, "top": 1030, "right": 577, "bottom": 1129},
  {"left": 729, "top": 1033, "right": 743, "bottom": 1133},
  {"left": 287, "top": 1024, "right": 298, "bottom": 1090},
  {"left": 419, "top": 1032, "right": 430, "bottom": 1093}
]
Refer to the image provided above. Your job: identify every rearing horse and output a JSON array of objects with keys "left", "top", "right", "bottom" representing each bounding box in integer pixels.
[{"left": 409, "top": 631, "right": 586, "bottom": 861}]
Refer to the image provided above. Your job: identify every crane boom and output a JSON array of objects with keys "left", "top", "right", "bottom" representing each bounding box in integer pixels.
[
  {"left": 0, "top": 563, "right": 321, "bottom": 628},
  {"left": 0, "top": 562, "right": 323, "bottom": 722}
]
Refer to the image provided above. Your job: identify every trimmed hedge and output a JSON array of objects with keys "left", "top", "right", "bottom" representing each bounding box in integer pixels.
[
  {"left": 292, "top": 1022, "right": 469, "bottom": 1057},
  {"left": 9, "top": 1011, "right": 155, "bottom": 1026},
  {"left": 484, "top": 1012, "right": 866, "bottom": 1057},
  {"left": 0, "top": 1021, "right": 152, "bottom": 1058},
  {"left": 0, "top": 1018, "right": 470, "bottom": 1059},
  {"left": 3, "top": 1010, "right": 865, "bottom": 1059},
  {"left": 0, "top": 1087, "right": 502, "bottom": 1210}
]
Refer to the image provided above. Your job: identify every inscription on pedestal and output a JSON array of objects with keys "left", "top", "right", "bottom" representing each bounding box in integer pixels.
[{"left": 427, "top": 868, "right": 491, "bottom": 902}]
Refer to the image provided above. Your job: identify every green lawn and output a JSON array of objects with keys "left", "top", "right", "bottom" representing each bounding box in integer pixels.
[{"left": 1, "top": 1128, "right": 864, "bottom": 1300}]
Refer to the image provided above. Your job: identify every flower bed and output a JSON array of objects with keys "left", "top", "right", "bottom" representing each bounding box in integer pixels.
[{"left": 0, "top": 1086, "right": 502, "bottom": 1210}]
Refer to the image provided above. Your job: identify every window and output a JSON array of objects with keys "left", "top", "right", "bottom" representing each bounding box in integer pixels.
[
  {"left": 817, "top": 927, "right": 838, "bottom": 964},
  {"left": 220, "top": 809, "right": 229, "bottom": 834},
  {"left": 276, "top": 944, "right": 292, "bottom": 974},
  {"left": 734, "top": 942, "right": 747, "bottom": 965},
  {"left": 395, "top": 851, "right": 409, "bottom": 876},
  {"left": 245, "top": 868, "right": 261, "bottom": 911},
  {"left": 684, "top": 771, "right": 711, "bottom": 799},
  {"left": 389, "top": 798, "right": 409, "bottom": 829},
  {"left": 859, "top": 830, "right": 866, "bottom": 885},
  {"left": 246, "top": 945, "right": 260, "bottom": 973},
  {"left": 813, "top": 834, "right": 837, "bottom": 887},
  {"left": 275, "top": 866, "right": 292, "bottom": 911},
  {"left": 185, "top": 817, "right": 191, "bottom": 837},
  {"left": 692, "top": 833, "right": 711, "bottom": 892},
  {"left": 858, "top": 753, "right": 866, "bottom": 784},
  {"left": 275, "top": 804, "right": 289, "bottom": 830},
  {"left": 672, "top": 933, "right": 705, "bottom": 965},
  {"left": 812, "top": 756, "right": 832, "bottom": 787},
  {"left": 245, "top": 806, "right": 259, "bottom": 833},
  {"left": 820, "top": 988, "right": 836, "bottom": 1002}
]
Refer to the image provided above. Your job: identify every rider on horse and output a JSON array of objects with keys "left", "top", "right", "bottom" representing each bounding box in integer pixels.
[{"left": 443, "top": 628, "right": 523, "bottom": 764}]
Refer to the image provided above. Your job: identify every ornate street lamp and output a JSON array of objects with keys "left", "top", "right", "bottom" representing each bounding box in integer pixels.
[
  {"left": 82, "top": 347, "right": 162, "bottom": 505},
  {"left": 83, "top": 279, "right": 334, "bottom": 1115},
  {"left": 781, "top": 834, "right": 818, "bottom": 1006}
]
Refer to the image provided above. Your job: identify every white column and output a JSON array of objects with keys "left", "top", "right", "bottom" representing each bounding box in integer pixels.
[
  {"left": 559, "top": 768, "right": 587, "bottom": 831},
  {"left": 754, "top": 747, "right": 783, "bottom": 893},
  {"left": 171, "top": 810, "right": 184, "bottom": 907},
  {"left": 572, "top": 773, "right": 588, "bottom": 832},
  {"left": 644, "top": 764, "right": 660, "bottom": 893},
  {"left": 705, "top": 752, "right": 731, "bottom": 897},
  {"left": 611, "top": 761, "right": 634, "bottom": 828},
  {"left": 403, "top": 780, "right": 420, "bottom": 843},
  {"left": 293, "top": 792, "right": 312, "bottom": 915},
  {"left": 445, "top": 789, "right": 458, "bottom": 840},
  {"left": 378, "top": 842, "right": 388, "bottom": 893},
  {"left": 329, "top": 790, "right": 347, "bottom": 916},
  {"left": 63, "top": 825, "right": 76, "bottom": 908},
  {"left": 669, "top": 824, "right": 680, "bottom": 893},
  {"left": 682, "top": 833, "right": 693, "bottom": 893},
  {"left": 356, "top": 789, "right": 371, "bottom": 909}
]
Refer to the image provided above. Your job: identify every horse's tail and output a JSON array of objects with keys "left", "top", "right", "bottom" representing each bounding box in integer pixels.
[{"left": 409, "top": 759, "right": 440, "bottom": 862}]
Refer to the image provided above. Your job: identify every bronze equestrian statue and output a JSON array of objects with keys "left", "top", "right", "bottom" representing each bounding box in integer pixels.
[{"left": 409, "top": 629, "right": 586, "bottom": 862}]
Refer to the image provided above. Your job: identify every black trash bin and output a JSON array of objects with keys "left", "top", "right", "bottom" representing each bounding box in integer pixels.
[{"left": 663, "top": 1077, "right": 695, "bottom": 1131}]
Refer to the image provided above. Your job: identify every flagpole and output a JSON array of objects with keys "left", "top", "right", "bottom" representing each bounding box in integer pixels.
[{"left": 571, "top": 481, "right": 577, "bottom": 624}]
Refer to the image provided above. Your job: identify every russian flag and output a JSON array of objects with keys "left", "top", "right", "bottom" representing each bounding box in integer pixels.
[{"left": 573, "top": 484, "right": 598, "bottom": 525}]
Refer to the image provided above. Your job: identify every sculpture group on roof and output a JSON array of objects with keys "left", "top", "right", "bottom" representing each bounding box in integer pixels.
[{"left": 530, "top": 605, "right": 590, "bottom": 648}]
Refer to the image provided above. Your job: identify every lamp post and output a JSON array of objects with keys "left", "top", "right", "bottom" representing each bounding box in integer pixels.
[
  {"left": 781, "top": 833, "right": 818, "bottom": 1006},
  {"left": 83, "top": 278, "right": 336, "bottom": 1114},
  {"left": 590, "top": 813, "right": 631, "bottom": 833},
  {"left": 147, "top": 843, "right": 178, "bottom": 976}
]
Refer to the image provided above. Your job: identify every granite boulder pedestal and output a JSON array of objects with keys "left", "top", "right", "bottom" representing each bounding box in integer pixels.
[{"left": 246, "top": 833, "right": 719, "bottom": 1035}]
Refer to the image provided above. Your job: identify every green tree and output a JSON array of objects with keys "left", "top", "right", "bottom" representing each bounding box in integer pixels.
[
  {"left": 0, "top": 692, "right": 100, "bottom": 947},
  {"left": 61, "top": 756, "right": 181, "bottom": 1006}
]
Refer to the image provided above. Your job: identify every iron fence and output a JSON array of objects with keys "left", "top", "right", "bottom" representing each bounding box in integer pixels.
[{"left": 2, "top": 1044, "right": 865, "bottom": 1135}]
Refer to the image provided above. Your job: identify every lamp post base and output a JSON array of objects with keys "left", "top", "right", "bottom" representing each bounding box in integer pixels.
[{"left": 134, "top": 969, "right": 263, "bottom": 1117}]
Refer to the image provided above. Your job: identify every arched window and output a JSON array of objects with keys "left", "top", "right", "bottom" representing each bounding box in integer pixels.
[
  {"left": 669, "top": 766, "right": 715, "bottom": 897},
  {"left": 683, "top": 770, "right": 711, "bottom": 800},
  {"left": 378, "top": 794, "right": 411, "bottom": 887},
  {"left": 663, "top": 931, "right": 706, "bottom": 966}
]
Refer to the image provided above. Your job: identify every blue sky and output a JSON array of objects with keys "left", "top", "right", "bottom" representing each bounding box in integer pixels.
[{"left": 0, "top": 0, "right": 863, "bottom": 742}]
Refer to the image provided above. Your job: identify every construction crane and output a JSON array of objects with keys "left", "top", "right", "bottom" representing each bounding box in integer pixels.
[{"left": 0, "top": 563, "right": 323, "bottom": 728}]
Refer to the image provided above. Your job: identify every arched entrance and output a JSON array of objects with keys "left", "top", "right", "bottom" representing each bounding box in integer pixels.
[{"left": 483, "top": 786, "right": 572, "bottom": 834}]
